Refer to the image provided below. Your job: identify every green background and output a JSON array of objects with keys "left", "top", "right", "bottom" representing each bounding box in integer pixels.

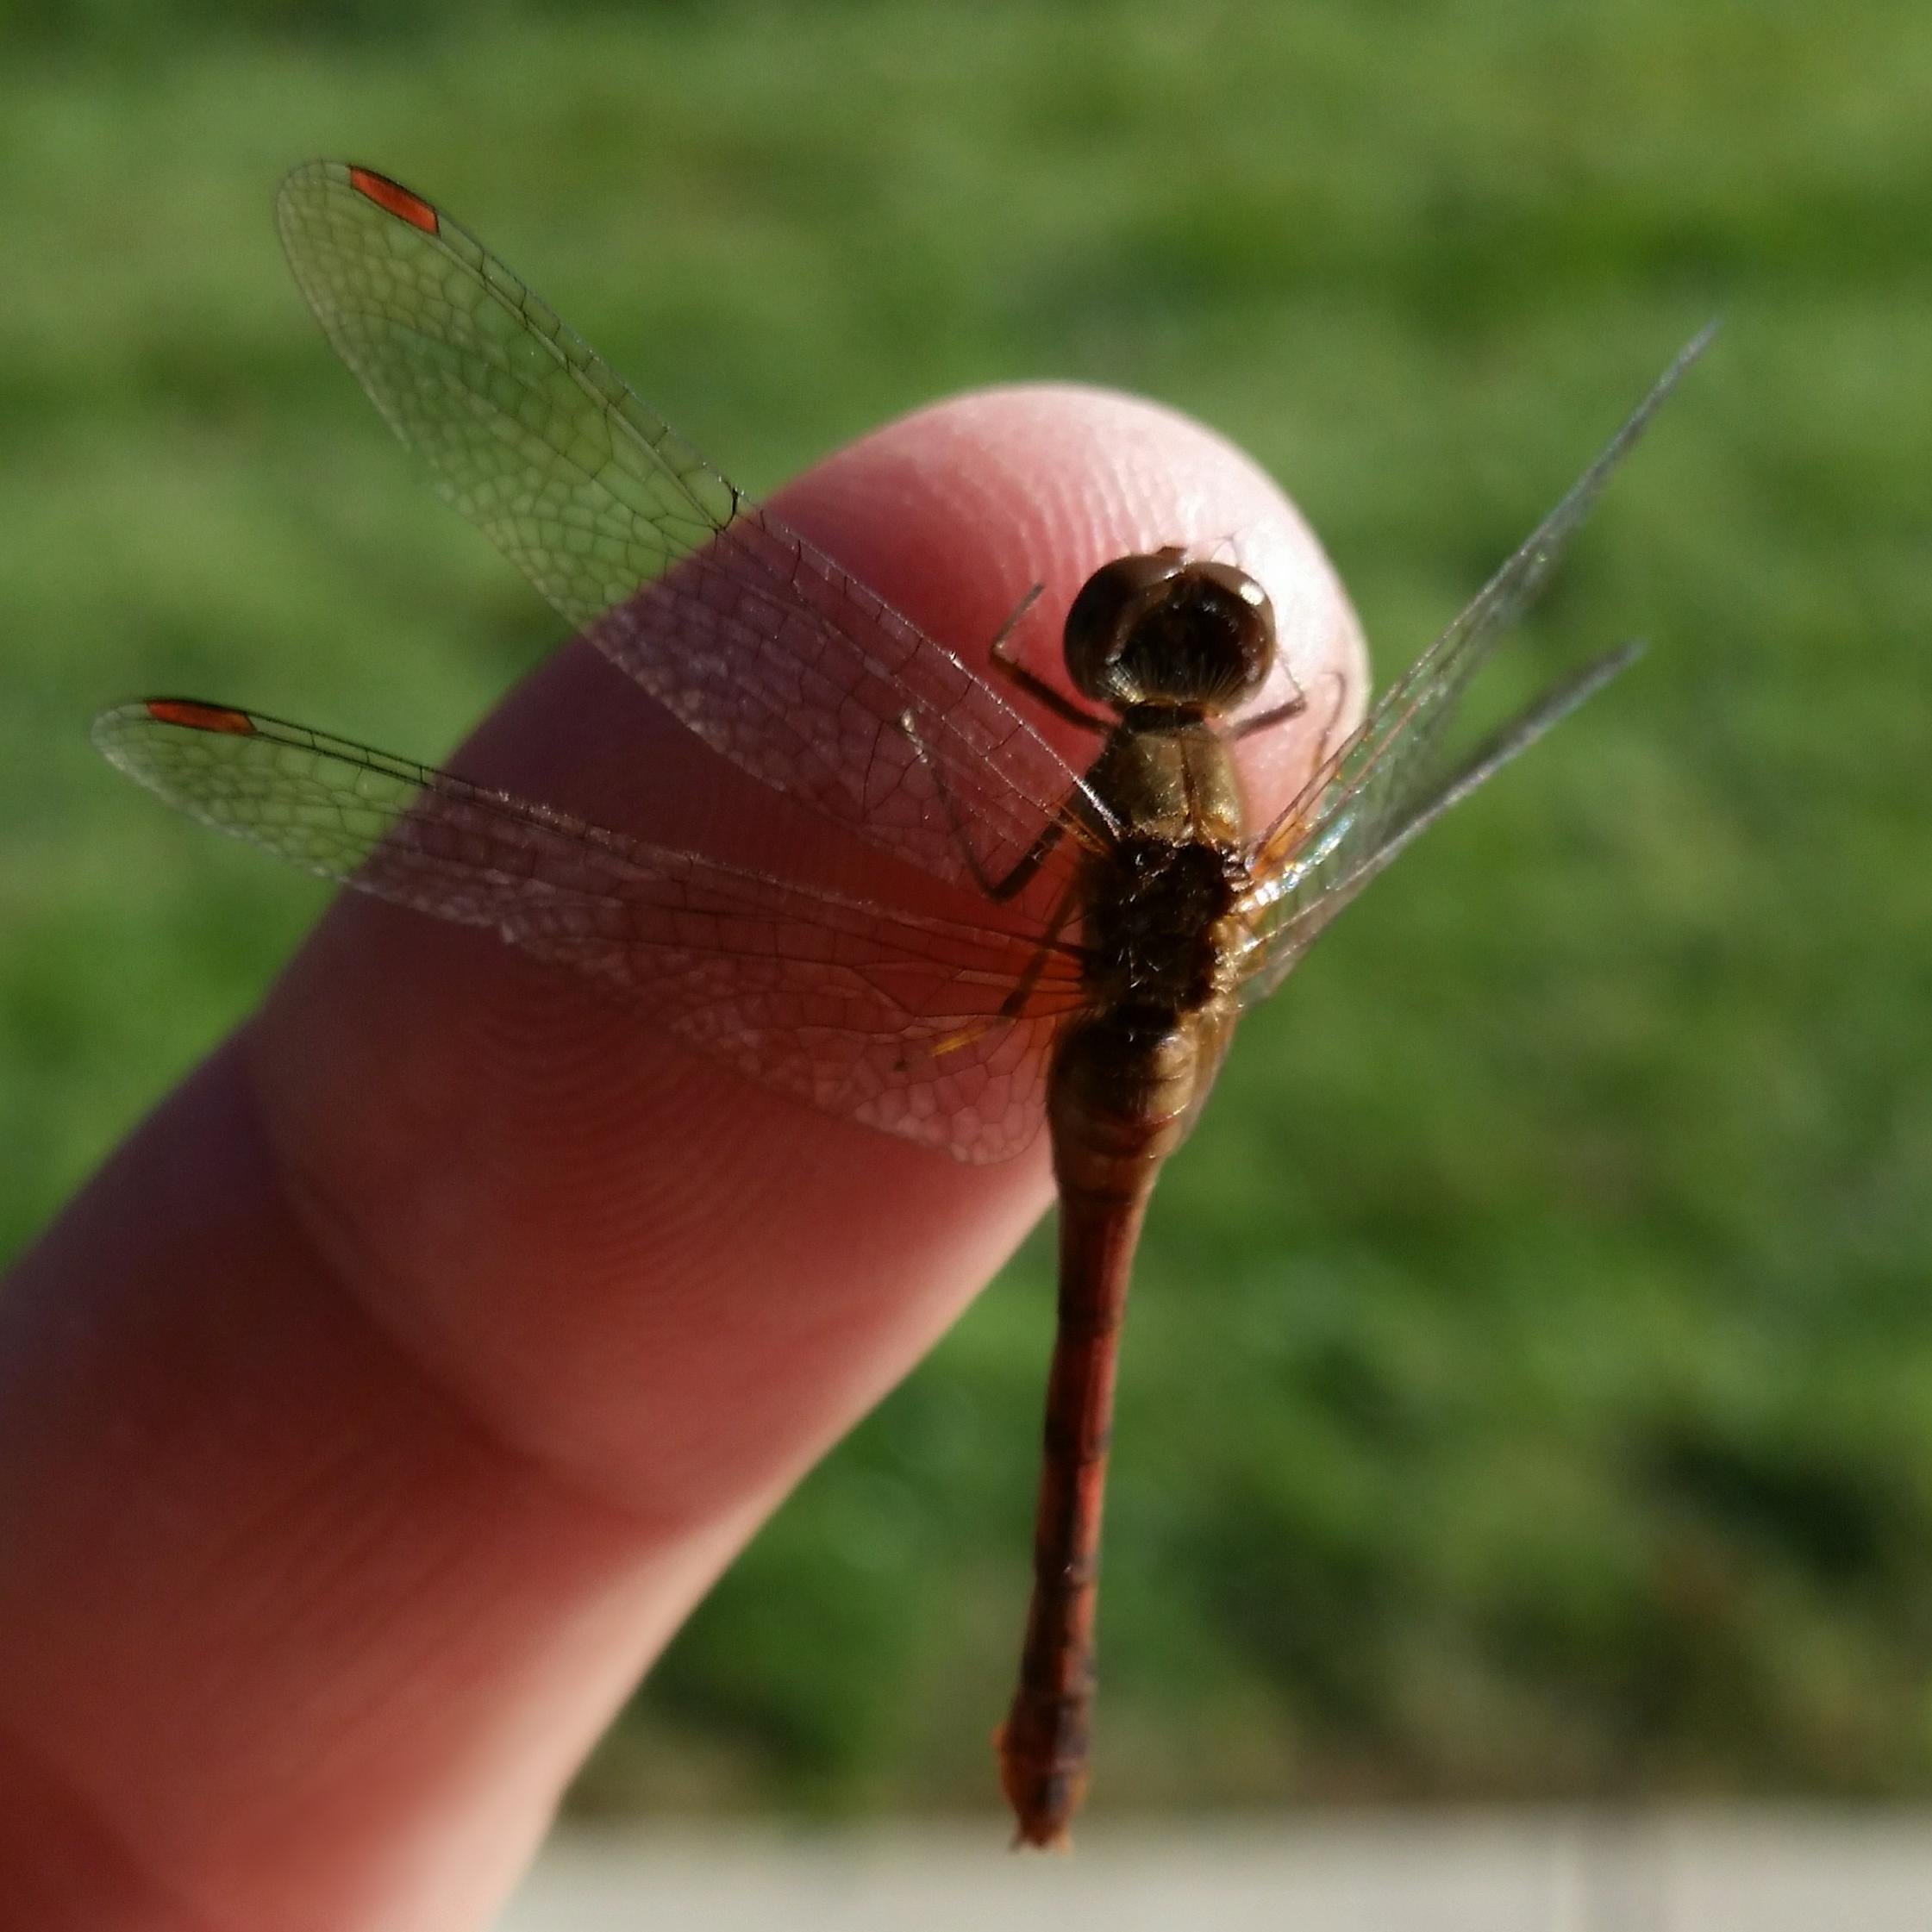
[{"left": 3, "top": 1, "right": 1927, "bottom": 1821}]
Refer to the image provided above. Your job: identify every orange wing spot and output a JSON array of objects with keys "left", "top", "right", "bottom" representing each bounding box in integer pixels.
[
  {"left": 147, "top": 700, "right": 257, "bottom": 736},
  {"left": 347, "top": 167, "right": 440, "bottom": 234}
]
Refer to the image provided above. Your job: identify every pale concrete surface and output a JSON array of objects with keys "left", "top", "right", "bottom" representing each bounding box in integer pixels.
[{"left": 497, "top": 1813, "right": 1932, "bottom": 1930}]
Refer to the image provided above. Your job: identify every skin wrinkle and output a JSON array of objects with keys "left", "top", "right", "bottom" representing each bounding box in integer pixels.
[
  {"left": 235, "top": 1017, "right": 707, "bottom": 1546},
  {"left": 253, "top": 891, "right": 1046, "bottom": 1518},
  {"left": 253, "top": 1010, "right": 964, "bottom": 1579},
  {"left": 0, "top": 1704, "right": 253, "bottom": 1932},
  {"left": 0, "top": 1057, "right": 679, "bottom": 1928}
]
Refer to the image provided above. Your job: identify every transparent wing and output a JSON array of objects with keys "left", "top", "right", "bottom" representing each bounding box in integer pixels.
[
  {"left": 274, "top": 160, "right": 1106, "bottom": 901},
  {"left": 95, "top": 699, "right": 1086, "bottom": 1162},
  {"left": 1235, "top": 328, "right": 1712, "bottom": 1003}
]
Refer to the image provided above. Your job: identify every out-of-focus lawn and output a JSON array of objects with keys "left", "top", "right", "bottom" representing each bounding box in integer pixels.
[{"left": 3, "top": 2, "right": 1928, "bottom": 1820}]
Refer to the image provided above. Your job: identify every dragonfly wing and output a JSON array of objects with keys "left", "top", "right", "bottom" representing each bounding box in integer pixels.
[
  {"left": 1237, "top": 641, "right": 1643, "bottom": 1002},
  {"left": 1235, "top": 328, "right": 1711, "bottom": 1005},
  {"left": 274, "top": 160, "right": 1101, "bottom": 898},
  {"left": 96, "top": 699, "right": 1084, "bottom": 1162}
]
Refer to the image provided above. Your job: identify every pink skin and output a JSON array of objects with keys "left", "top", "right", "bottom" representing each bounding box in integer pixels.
[{"left": 0, "top": 386, "right": 1365, "bottom": 1930}]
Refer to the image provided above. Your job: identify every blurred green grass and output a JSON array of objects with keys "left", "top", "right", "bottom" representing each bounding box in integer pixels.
[{"left": 4, "top": 0, "right": 1929, "bottom": 1819}]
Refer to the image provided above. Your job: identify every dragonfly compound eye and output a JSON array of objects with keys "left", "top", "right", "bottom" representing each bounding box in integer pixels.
[{"left": 1065, "top": 552, "right": 1276, "bottom": 715}]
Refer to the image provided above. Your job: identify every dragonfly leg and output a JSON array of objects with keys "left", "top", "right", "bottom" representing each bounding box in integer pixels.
[
  {"left": 988, "top": 584, "right": 1111, "bottom": 735},
  {"left": 901, "top": 885, "right": 1084, "bottom": 1073},
  {"left": 1309, "top": 666, "right": 1354, "bottom": 762},
  {"left": 897, "top": 709, "right": 1073, "bottom": 902},
  {"left": 998, "top": 881, "right": 1081, "bottom": 1017},
  {"left": 1228, "top": 688, "right": 1309, "bottom": 741}
]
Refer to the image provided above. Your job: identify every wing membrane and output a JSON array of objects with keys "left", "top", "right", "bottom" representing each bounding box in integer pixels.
[
  {"left": 1237, "top": 328, "right": 1711, "bottom": 1001},
  {"left": 95, "top": 699, "right": 1084, "bottom": 1160},
  {"left": 274, "top": 159, "right": 1104, "bottom": 899}
]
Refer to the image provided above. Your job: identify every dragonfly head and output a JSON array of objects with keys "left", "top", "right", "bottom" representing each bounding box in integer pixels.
[{"left": 1063, "top": 548, "right": 1276, "bottom": 716}]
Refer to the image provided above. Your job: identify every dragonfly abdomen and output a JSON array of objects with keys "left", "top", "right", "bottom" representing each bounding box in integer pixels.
[
  {"left": 1046, "top": 1005, "right": 1225, "bottom": 1194},
  {"left": 997, "top": 1002, "right": 1236, "bottom": 1846}
]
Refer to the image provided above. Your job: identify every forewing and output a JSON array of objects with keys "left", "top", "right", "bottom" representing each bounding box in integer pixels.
[
  {"left": 274, "top": 160, "right": 1103, "bottom": 898},
  {"left": 1236, "top": 328, "right": 1711, "bottom": 1003},
  {"left": 95, "top": 700, "right": 1084, "bottom": 1161}
]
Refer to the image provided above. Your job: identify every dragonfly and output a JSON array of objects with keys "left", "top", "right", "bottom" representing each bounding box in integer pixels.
[{"left": 95, "top": 160, "right": 1710, "bottom": 1849}]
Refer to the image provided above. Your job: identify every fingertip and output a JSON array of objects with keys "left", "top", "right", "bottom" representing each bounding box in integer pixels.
[{"left": 248, "top": 380, "right": 1368, "bottom": 1504}]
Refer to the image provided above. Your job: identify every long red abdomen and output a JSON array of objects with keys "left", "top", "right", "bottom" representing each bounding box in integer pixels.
[
  {"left": 996, "top": 1181, "right": 1150, "bottom": 1848},
  {"left": 997, "top": 999, "right": 1221, "bottom": 1848}
]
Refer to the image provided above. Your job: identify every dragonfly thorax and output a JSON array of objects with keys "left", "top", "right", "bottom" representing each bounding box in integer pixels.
[
  {"left": 1064, "top": 548, "right": 1275, "bottom": 715},
  {"left": 1083, "top": 835, "right": 1247, "bottom": 1013}
]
